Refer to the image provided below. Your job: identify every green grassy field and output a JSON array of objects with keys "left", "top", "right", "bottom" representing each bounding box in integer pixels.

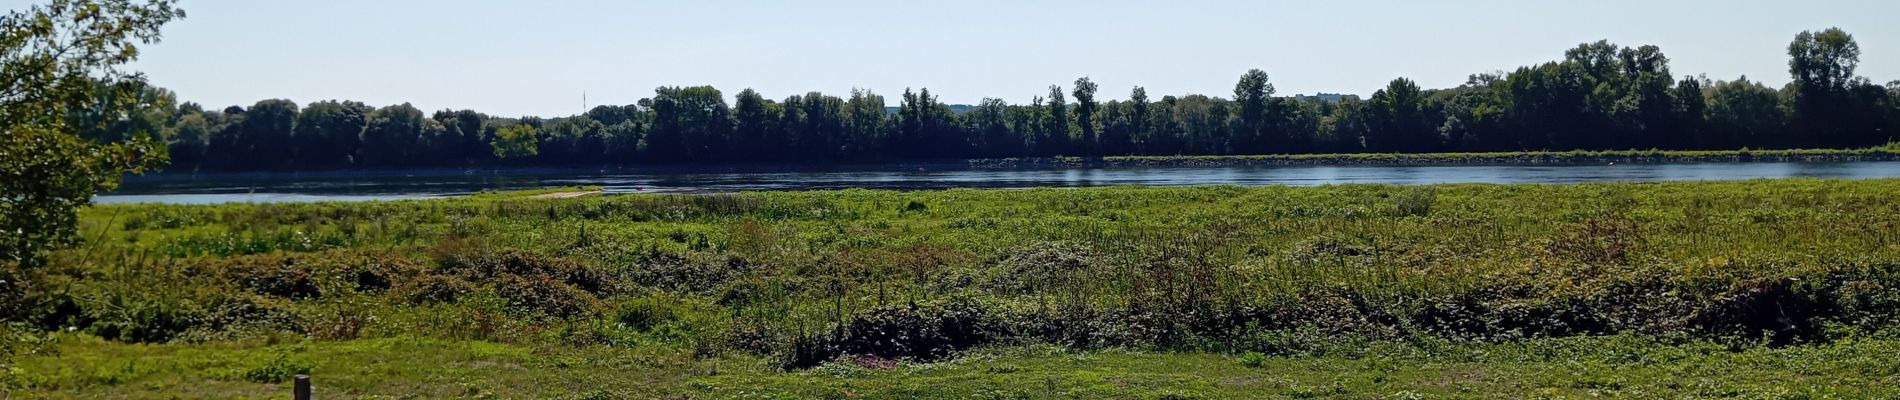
[
  {"left": 7, "top": 179, "right": 1900, "bottom": 398},
  {"left": 13, "top": 334, "right": 1899, "bottom": 399}
]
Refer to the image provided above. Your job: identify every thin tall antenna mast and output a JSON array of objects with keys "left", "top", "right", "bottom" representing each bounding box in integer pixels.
[{"left": 582, "top": 91, "right": 587, "bottom": 113}]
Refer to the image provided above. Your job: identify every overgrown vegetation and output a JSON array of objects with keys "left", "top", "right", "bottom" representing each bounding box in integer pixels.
[{"left": 8, "top": 179, "right": 1900, "bottom": 396}]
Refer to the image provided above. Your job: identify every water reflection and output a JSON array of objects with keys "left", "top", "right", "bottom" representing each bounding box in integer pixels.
[{"left": 96, "top": 161, "right": 1900, "bottom": 204}]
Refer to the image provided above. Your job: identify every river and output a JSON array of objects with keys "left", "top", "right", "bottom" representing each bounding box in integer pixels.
[{"left": 94, "top": 161, "right": 1900, "bottom": 204}]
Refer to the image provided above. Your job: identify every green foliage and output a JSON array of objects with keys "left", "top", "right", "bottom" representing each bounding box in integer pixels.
[
  {"left": 11, "top": 180, "right": 1900, "bottom": 395},
  {"left": 1236, "top": 351, "right": 1266, "bottom": 368},
  {"left": 1392, "top": 187, "right": 1436, "bottom": 217},
  {"left": 120, "top": 28, "right": 1900, "bottom": 173},
  {"left": 240, "top": 351, "right": 312, "bottom": 384},
  {"left": 490, "top": 123, "right": 538, "bottom": 159},
  {"left": 13, "top": 334, "right": 1900, "bottom": 398},
  {"left": 1, "top": 0, "right": 182, "bottom": 267}
]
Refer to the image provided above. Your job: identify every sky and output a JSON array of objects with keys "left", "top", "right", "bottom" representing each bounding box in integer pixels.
[{"left": 12, "top": 0, "right": 1898, "bottom": 117}]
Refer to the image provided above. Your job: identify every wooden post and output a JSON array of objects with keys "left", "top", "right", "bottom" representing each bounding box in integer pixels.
[{"left": 293, "top": 374, "right": 311, "bottom": 400}]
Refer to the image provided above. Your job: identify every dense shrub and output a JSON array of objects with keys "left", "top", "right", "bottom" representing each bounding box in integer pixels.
[
  {"left": 989, "top": 242, "right": 1096, "bottom": 294},
  {"left": 783, "top": 298, "right": 1000, "bottom": 368},
  {"left": 1836, "top": 275, "right": 1900, "bottom": 329},
  {"left": 82, "top": 296, "right": 203, "bottom": 343},
  {"left": 242, "top": 352, "right": 314, "bottom": 383},
  {"left": 615, "top": 295, "right": 679, "bottom": 331},
  {"left": 839, "top": 299, "right": 998, "bottom": 361},
  {"left": 1392, "top": 188, "right": 1436, "bottom": 217},
  {"left": 629, "top": 251, "right": 748, "bottom": 294},
  {"left": 497, "top": 274, "right": 604, "bottom": 318},
  {"left": 1688, "top": 277, "right": 1831, "bottom": 345},
  {"left": 216, "top": 256, "right": 322, "bottom": 300},
  {"left": 437, "top": 251, "right": 613, "bottom": 295},
  {"left": 397, "top": 274, "right": 474, "bottom": 304},
  {"left": 339, "top": 255, "right": 425, "bottom": 294}
]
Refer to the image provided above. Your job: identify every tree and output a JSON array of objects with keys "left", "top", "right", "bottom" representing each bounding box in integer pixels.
[
  {"left": 237, "top": 99, "right": 298, "bottom": 169},
  {"left": 293, "top": 100, "right": 368, "bottom": 167},
  {"left": 490, "top": 123, "right": 538, "bottom": 159},
  {"left": 732, "top": 88, "right": 771, "bottom": 160},
  {"left": 1172, "top": 94, "right": 1229, "bottom": 154},
  {"left": 1668, "top": 77, "right": 1706, "bottom": 149},
  {"left": 1232, "top": 69, "right": 1276, "bottom": 154},
  {"left": 895, "top": 88, "right": 924, "bottom": 157},
  {"left": 1122, "top": 86, "right": 1148, "bottom": 155},
  {"left": 18, "top": 23, "right": 1900, "bottom": 174},
  {"left": 1040, "top": 85, "right": 1069, "bottom": 156},
  {"left": 1365, "top": 78, "right": 1435, "bottom": 152},
  {"left": 1072, "top": 77, "right": 1099, "bottom": 156},
  {"left": 646, "top": 86, "right": 730, "bottom": 162},
  {"left": 969, "top": 98, "right": 1016, "bottom": 157},
  {"left": 841, "top": 89, "right": 886, "bottom": 158},
  {"left": 166, "top": 111, "right": 210, "bottom": 169},
  {"left": 1320, "top": 98, "right": 1369, "bottom": 153},
  {"left": 1, "top": 0, "right": 183, "bottom": 267},
  {"left": 1618, "top": 45, "right": 1675, "bottom": 149},
  {"left": 360, "top": 103, "right": 431, "bottom": 166},
  {"left": 1704, "top": 76, "right": 1788, "bottom": 148},
  {"left": 1429, "top": 79, "right": 1506, "bottom": 151},
  {"left": 71, "top": 79, "right": 174, "bottom": 144},
  {"left": 434, "top": 109, "right": 488, "bottom": 165},
  {"left": 540, "top": 116, "right": 606, "bottom": 164},
  {"left": 1787, "top": 28, "right": 1862, "bottom": 147},
  {"left": 796, "top": 92, "right": 846, "bottom": 159},
  {"left": 893, "top": 88, "right": 959, "bottom": 158},
  {"left": 1504, "top": 62, "right": 1591, "bottom": 150},
  {"left": 1146, "top": 95, "right": 1184, "bottom": 154}
]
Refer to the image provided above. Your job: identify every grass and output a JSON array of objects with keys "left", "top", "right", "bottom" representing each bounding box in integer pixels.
[
  {"left": 8, "top": 179, "right": 1900, "bottom": 397},
  {"left": 12, "top": 334, "right": 1899, "bottom": 398}
]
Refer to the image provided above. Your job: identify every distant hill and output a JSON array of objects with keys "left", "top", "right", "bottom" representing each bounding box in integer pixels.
[
  {"left": 1291, "top": 93, "right": 1360, "bottom": 103},
  {"left": 887, "top": 104, "right": 977, "bottom": 114}
]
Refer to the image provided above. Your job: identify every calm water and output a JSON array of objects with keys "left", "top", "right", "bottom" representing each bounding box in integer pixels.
[{"left": 95, "top": 161, "right": 1900, "bottom": 204}]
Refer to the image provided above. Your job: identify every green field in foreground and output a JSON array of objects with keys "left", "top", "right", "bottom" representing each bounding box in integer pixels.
[
  {"left": 12, "top": 334, "right": 1899, "bottom": 399},
  {"left": 7, "top": 179, "right": 1900, "bottom": 398}
]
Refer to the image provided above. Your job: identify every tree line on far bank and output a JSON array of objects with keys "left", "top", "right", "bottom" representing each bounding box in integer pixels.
[{"left": 93, "top": 28, "right": 1900, "bottom": 171}]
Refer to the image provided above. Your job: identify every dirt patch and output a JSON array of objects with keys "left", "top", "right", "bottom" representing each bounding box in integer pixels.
[{"left": 530, "top": 190, "right": 602, "bottom": 199}]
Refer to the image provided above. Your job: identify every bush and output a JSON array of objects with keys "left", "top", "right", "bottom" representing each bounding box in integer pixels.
[
  {"left": 397, "top": 274, "right": 474, "bottom": 304},
  {"left": 1688, "top": 277, "right": 1829, "bottom": 345},
  {"left": 839, "top": 298, "right": 999, "bottom": 361},
  {"left": 990, "top": 242, "right": 1096, "bottom": 294},
  {"left": 1393, "top": 187, "right": 1436, "bottom": 217},
  {"left": 242, "top": 352, "right": 313, "bottom": 383},
  {"left": 497, "top": 274, "right": 603, "bottom": 319},
  {"left": 781, "top": 298, "right": 1000, "bottom": 369},
  {"left": 340, "top": 255, "right": 425, "bottom": 294},
  {"left": 1237, "top": 351, "right": 1267, "bottom": 368},
  {"left": 628, "top": 252, "right": 748, "bottom": 294},
  {"left": 83, "top": 296, "right": 204, "bottom": 343},
  {"left": 1543, "top": 215, "right": 1644, "bottom": 266},
  {"left": 438, "top": 251, "right": 614, "bottom": 295},
  {"left": 217, "top": 256, "right": 322, "bottom": 300},
  {"left": 615, "top": 296, "right": 679, "bottom": 332}
]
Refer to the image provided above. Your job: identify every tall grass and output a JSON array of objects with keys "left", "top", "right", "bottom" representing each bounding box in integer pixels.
[{"left": 12, "top": 179, "right": 1900, "bottom": 367}]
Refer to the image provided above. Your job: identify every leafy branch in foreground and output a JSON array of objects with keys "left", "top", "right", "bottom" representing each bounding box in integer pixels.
[{"left": 1, "top": 0, "right": 181, "bottom": 267}]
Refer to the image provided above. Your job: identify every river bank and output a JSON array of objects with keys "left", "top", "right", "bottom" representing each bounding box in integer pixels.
[{"left": 968, "top": 147, "right": 1900, "bottom": 168}]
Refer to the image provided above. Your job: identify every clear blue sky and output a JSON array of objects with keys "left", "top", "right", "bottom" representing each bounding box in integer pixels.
[{"left": 32, "top": 0, "right": 1900, "bottom": 116}]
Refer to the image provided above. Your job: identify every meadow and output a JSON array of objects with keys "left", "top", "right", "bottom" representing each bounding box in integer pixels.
[{"left": 7, "top": 179, "right": 1900, "bottom": 398}]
